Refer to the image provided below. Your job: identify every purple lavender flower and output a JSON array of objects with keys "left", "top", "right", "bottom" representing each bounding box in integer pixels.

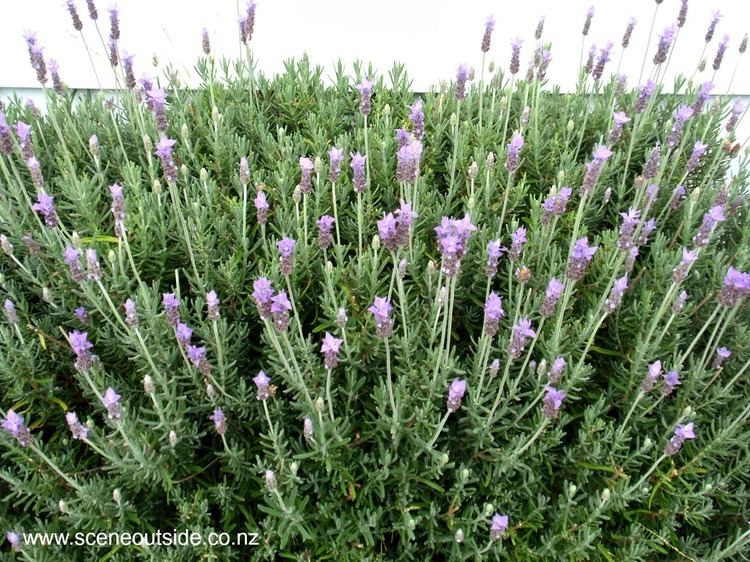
[
  {"left": 510, "top": 38, "right": 522, "bottom": 75},
  {"left": 16, "top": 121, "right": 34, "bottom": 160},
  {"left": 202, "top": 28, "right": 211, "bottom": 55},
  {"left": 49, "top": 59, "right": 63, "bottom": 93},
  {"left": 661, "top": 370, "right": 681, "bottom": 396},
  {"left": 541, "top": 186, "right": 572, "bottom": 224},
  {"left": 124, "top": 298, "right": 138, "bottom": 327},
  {"left": 109, "top": 183, "right": 126, "bottom": 238},
  {"left": 455, "top": 65, "right": 469, "bottom": 100},
  {"left": 718, "top": 267, "right": 750, "bottom": 307},
  {"left": 254, "top": 190, "right": 269, "bottom": 225},
  {"left": 303, "top": 417, "right": 314, "bottom": 440},
  {"left": 505, "top": 133, "right": 524, "bottom": 172},
  {"left": 508, "top": 227, "right": 527, "bottom": 261},
  {"left": 447, "top": 379, "right": 467, "bottom": 413},
  {"left": 0, "top": 112, "right": 13, "bottom": 155},
  {"left": 368, "top": 296, "right": 393, "bottom": 339},
  {"left": 147, "top": 89, "right": 168, "bottom": 132},
  {"left": 584, "top": 44, "right": 596, "bottom": 75},
  {"left": 712, "top": 346, "right": 731, "bottom": 369},
  {"left": 677, "top": 0, "right": 688, "bottom": 27},
  {"left": 396, "top": 139, "right": 422, "bottom": 183},
  {"left": 692, "top": 81, "right": 714, "bottom": 115},
  {"left": 63, "top": 246, "right": 86, "bottom": 284},
  {"left": 566, "top": 238, "right": 598, "bottom": 281},
  {"left": 24, "top": 33, "right": 47, "bottom": 85},
  {"left": 673, "top": 290, "right": 689, "bottom": 313},
  {"left": 317, "top": 215, "right": 335, "bottom": 251},
  {"left": 481, "top": 15, "right": 495, "bottom": 53},
  {"left": 65, "top": 411, "right": 89, "bottom": 440},
  {"left": 409, "top": 100, "right": 424, "bottom": 140},
  {"left": 270, "top": 291, "right": 292, "bottom": 332},
  {"left": 508, "top": 318, "right": 536, "bottom": 359},
  {"left": 622, "top": 17, "right": 637, "bottom": 48},
  {"left": 155, "top": 137, "right": 177, "bottom": 183},
  {"left": 726, "top": 100, "right": 747, "bottom": 133},
  {"left": 541, "top": 277, "right": 564, "bottom": 318},
  {"left": 490, "top": 513, "right": 509, "bottom": 541},
  {"left": 27, "top": 157, "right": 44, "bottom": 189},
  {"left": 581, "top": 144, "right": 612, "bottom": 196},
  {"left": 543, "top": 385, "right": 566, "bottom": 418},
  {"left": 122, "top": 53, "right": 136, "bottom": 89},
  {"left": 672, "top": 248, "right": 698, "bottom": 284},
  {"left": 641, "top": 144, "right": 661, "bottom": 182},
  {"left": 328, "top": 147, "right": 344, "bottom": 182},
  {"left": 618, "top": 208, "right": 641, "bottom": 250},
  {"left": 604, "top": 275, "right": 628, "bottom": 314},
  {"left": 85, "top": 248, "right": 100, "bottom": 281},
  {"left": 357, "top": 79, "right": 375, "bottom": 115},
  {"left": 102, "top": 387, "right": 121, "bottom": 420},
  {"left": 109, "top": 6, "right": 120, "bottom": 40},
  {"left": 239, "top": 157, "right": 250, "bottom": 186},
  {"left": 692, "top": 205, "right": 725, "bottom": 247},
  {"left": 483, "top": 292, "right": 505, "bottom": 337},
  {"left": 593, "top": 42, "right": 613, "bottom": 81},
  {"left": 653, "top": 25, "right": 676, "bottom": 64},
  {"left": 609, "top": 112, "right": 630, "bottom": 145},
  {"left": 210, "top": 408, "right": 227, "bottom": 435},
  {"left": 395, "top": 128, "right": 410, "bottom": 148},
  {"left": 636, "top": 80, "right": 656, "bottom": 114},
  {"left": 2, "top": 409, "right": 33, "bottom": 446},
  {"left": 713, "top": 34, "right": 729, "bottom": 70},
  {"left": 6, "top": 530, "right": 21, "bottom": 551},
  {"left": 686, "top": 141, "right": 707, "bottom": 172},
  {"left": 31, "top": 191, "right": 58, "bottom": 227},
  {"left": 641, "top": 360, "right": 662, "bottom": 393},
  {"left": 187, "top": 345, "right": 212, "bottom": 375},
  {"left": 4, "top": 299, "right": 18, "bottom": 325},
  {"left": 637, "top": 218, "right": 656, "bottom": 246},
  {"left": 253, "top": 370, "right": 270, "bottom": 400},
  {"left": 548, "top": 356, "right": 566, "bottom": 384},
  {"left": 85, "top": 0, "right": 98, "bottom": 20},
  {"left": 67, "top": 0, "right": 83, "bottom": 30},
  {"left": 667, "top": 105, "right": 694, "bottom": 148},
  {"left": 264, "top": 469, "right": 277, "bottom": 491},
  {"left": 706, "top": 11, "right": 721, "bottom": 43},
  {"left": 252, "top": 277, "right": 274, "bottom": 320},
  {"left": 670, "top": 185, "right": 686, "bottom": 211},
  {"left": 665, "top": 422, "right": 695, "bottom": 455},
  {"left": 240, "top": 1, "right": 256, "bottom": 43},
  {"left": 203, "top": 290, "right": 219, "bottom": 321},
  {"left": 485, "top": 240, "right": 505, "bottom": 278},
  {"left": 277, "top": 237, "right": 296, "bottom": 276},
  {"left": 176, "top": 322, "right": 193, "bottom": 348},
  {"left": 162, "top": 292, "right": 180, "bottom": 326},
  {"left": 740, "top": 33, "right": 748, "bottom": 54},
  {"left": 435, "top": 214, "right": 477, "bottom": 277},
  {"left": 321, "top": 332, "right": 344, "bottom": 370},
  {"left": 351, "top": 152, "right": 367, "bottom": 193},
  {"left": 298, "top": 157, "right": 314, "bottom": 194}
]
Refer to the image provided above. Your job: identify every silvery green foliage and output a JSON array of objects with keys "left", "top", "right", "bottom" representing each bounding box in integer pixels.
[{"left": 1, "top": 2, "right": 750, "bottom": 560}]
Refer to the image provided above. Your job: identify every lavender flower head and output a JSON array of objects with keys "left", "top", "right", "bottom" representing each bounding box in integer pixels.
[
  {"left": 240, "top": 1, "right": 256, "bottom": 43},
  {"left": 147, "top": 89, "right": 168, "bottom": 131},
  {"left": 85, "top": 248, "right": 100, "bottom": 281},
  {"left": 31, "top": 191, "right": 58, "bottom": 227},
  {"left": 253, "top": 370, "right": 271, "bottom": 400},
  {"left": 205, "top": 290, "right": 220, "bottom": 321},
  {"left": 717, "top": 266, "right": 750, "bottom": 308},
  {"left": 187, "top": 345, "right": 212, "bottom": 375},
  {"left": 162, "top": 292, "right": 180, "bottom": 326},
  {"left": 483, "top": 292, "right": 506, "bottom": 337},
  {"left": 210, "top": 408, "right": 227, "bottom": 436},
  {"left": 581, "top": 144, "right": 612, "bottom": 196},
  {"left": 0, "top": 112, "right": 13, "bottom": 155},
  {"left": 506, "top": 133, "right": 524, "bottom": 172},
  {"left": 303, "top": 417, "right": 314, "bottom": 441},
  {"left": 357, "top": 79, "right": 375, "bottom": 115},
  {"left": 713, "top": 34, "right": 729, "bottom": 71},
  {"left": 254, "top": 190, "right": 269, "bottom": 225},
  {"left": 672, "top": 247, "right": 698, "bottom": 284},
  {"left": 409, "top": 100, "right": 424, "bottom": 139},
  {"left": 265, "top": 469, "right": 277, "bottom": 492},
  {"left": 102, "top": 387, "right": 122, "bottom": 420},
  {"left": 618, "top": 208, "right": 641, "bottom": 250},
  {"left": 435, "top": 214, "right": 477, "bottom": 277},
  {"left": 566, "top": 237, "right": 598, "bottom": 281},
  {"left": 641, "top": 360, "right": 662, "bottom": 393},
  {"left": 109, "top": 6, "right": 120, "bottom": 41},
  {"left": 124, "top": 298, "right": 138, "bottom": 327},
  {"left": 63, "top": 246, "right": 85, "bottom": 284},
  {"left": 378, "top": 200, "right": 417, "bottom": 252},
  {"left": 548, "top": 356, "right": 566, "bottom": 384},
  {"left": 541, "top": 186, "right": 572, "bottom": 224},
  {"left": 65, "top": 411, "right": 89, "bottom": 440},
  {"left": 665, "top": 422, "right": 695, "bottom": 456},
  {"left": 4, "top": 299, "right": 18, "bottom": 325},
  {"left": 481, "top": 15, "right": 495, "bottom": 53},
  {"left": 726, "top": 100, "right": 747, "bottom": 133},
  {"left": 609, "top": 111, "right": 630, "bottom": 145},
  {"left": 508, "top": 318, "right": 536, "bottom": 359},
  {"left": 677, "top": 0, "right": 688, "bottom": 28},
  {"left": 668, "top": 105, "right": 694, "bottom": 148},
  {"left": 298, "top": 157, "right": 314, "bottom": 194},
  {"left": 485, "top": 240, "right": 505, "bottom": 278},
  {"left": 447, "top": 379, "right": 467, "bottom": 413},
  {"left": 622, "top": 17, "right": 637, "bottom": 48},
  {"left": 1, "top": 409, "right": 32, "bottom": 446},
  {"left": 692, "top": 205, "right": 725, "bottom": 248},
  {"left": 692, "top": 81, "right": 714, "bottom": 115},
  {"left": 541, "top": 277, "right": 564, "bottom": 318},
  {"left": 69, "top": 330, "right": 95, "bottom": 372},
  {"left": 252, "top": 277, "right": 274, "bottom": 319},
  {"left": 604, "top": 275, "right": 628, "bottom": 314},
  {"left": 510, "top": 38, "right": 522, "bottom": 75},
  {"left": 592, "top": 42, "right": 613, "bottom": 81},
  {"left": 321, "top": 332, "right": 344, "bottom": 370},
  {"left": 455, "top": 64, "right": 469, "bottom": 100},
  {"left": 328, "top": 147, "right": 344, "bottom": 182},
  {"left": 49, "top": 59, "right": 63, "bottom": 93},
  {"left": 67, "top": 0, "right": 83, "bottom": 30},
  {"left": 155, "top": 137, "right": 177, "bottom": 183},
  {"left": 490, "top": 513, "right": 509, "bottom": 541},
  {"left": 317, "top": 215, "right": 335, "bottom": 251},
  {"left": 712, "top": 346, "right": 731, "bottom": 369},
  {"left": 368, "top": 296, "right": 393, "bottom": 339},
  {"left": 396, "top": 139, "right": 423, "bottom": 183},
  {"left": 351, "top": 152, "right": 367, "bottom": 193},
  {"left": 27, "top": 156, "right": 44, "bottom": 189},
  {"left": 176, "top": 322, "right": 193, "bottom": 348},
  {"left": 653, "top": 25, "right": 676, "bottom": 64},
  {"left": 202, "top": 27, "right": 211, "bottom": 55},
  {"left": 508, "top": 227, "right": 527, "bottom": 261},
  {"left": 109, "top": 183, "right": 126, "bottom": 238},
  {"left": 277, "top": 237, "right": 296, "bottom": 276},
  {"left": 686, "top": 141, "right": 707, "bottom": 172},
  {"left": 661, "top": 370, "right": 681, "bottom": 396},
  {"left": 270, "top": 291, "right": 292, "bottom": 332},
  {"left": 673, "top": 290, "right": 689, "bottom": 313},
  {"left": 705, "top": 11, "right": 720, "bottom": 43},
  {"left": 636, "top": 80, "right": 656, "bottom": 114},
  {"left": 543, "top": 385, "right": 566, "bottom": 418}
]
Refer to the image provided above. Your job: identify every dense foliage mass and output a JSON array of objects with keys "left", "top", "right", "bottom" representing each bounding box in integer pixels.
[{"left": 1, "top": 1, "right": 750, "bottom": 560}]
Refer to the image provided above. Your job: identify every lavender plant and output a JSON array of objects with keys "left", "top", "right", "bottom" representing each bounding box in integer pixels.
[{"left": 1, "top": 1, "right": 750, "bottom": 560}]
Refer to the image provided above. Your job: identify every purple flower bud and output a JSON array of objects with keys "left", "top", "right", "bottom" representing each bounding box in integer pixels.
[
  {"left": 2, "top": 409, "right": 32, "bottom": 446},
  {"left": 328, "top": 147, "right": 344, "bottom": 182},
  {"left": 609, "top": 111, "right": 631, "bottom": 145},
  {"left": 543, "top": 385, "right": 566, "bottom": 418},
  {"left": 85, "top": 248, "right": 100, "bottom": 281},
  {"left": 109, "top": 183, "right": 126, "bottom": 238},
  {"left": 155, "top": 137, "right": 177, "bottom": 183},
  {"left": 548, "top": 356, "right": 566, "bottom": 384},
  {"left": 726, "top": 100, "right": 747, "bottom": 133},
  {"left": 63, "top": 246, "right": 86, "bottom": 284},
  {"left": 176, "top": 322, "right": 193, "bottom": 348},
  {"left": 65, "top": 411, "right": 90, "bottom": 440},
  {"left": 27, "top": 157, "right": 44, "bottom": 190},
  {"left": 605, "top": 275, "right": 628, "bottom": 314},
  {"left": 508, "top": 318, "right": 535, "bottom": 359},
  {"left": 641, "top": 144, "right": 660, "bottom": 181},
  {"left": 350, "top": 152, "right": 367, "bottom": 193},
  {"left": 541, "top": 186, "right": 572, "bottom": 224},
  {"left": 67, "top": 0, "right": 83, "bottom": 30},
  {"left": 506, "top": 133, "right": 524, "bottom": 172},
  {"left": 162, "top": 292, "right": 180, "bottom": 326},
  {"left": 566, "top": 238, "right": 598, "bottom": 281},
  {"left": 49, "top": 59, "right": 63, "bottom": 93},
  {"left": 636, "top": 80, "right": 656, "bottom": 113},
  {"left": 124, "top": 298, "right": 138, "bottom": 327},
  {"left": 316, "top": 215, "right": 335, "bottom": 251},
  {"left": 508, "top": 227, "right": 527, "bottom": 261},
  {"left": 654, "top": 25, "right": 677, "bottom": 64},
  {"left": 368, "top": 296, "right": 393, "bottom": 339},
  {"left": 673, "top": 290, "right": 689, "bottom": 313},
  {"left": 637, "top": 218, "right": 656, "bottom": 246},
  {"left": 510, "top": 38, "right": 522, "bottom": 74},
  {"left": 253, "top": 370, "right": 270, "bottom": 400},
  {"left": 102, "top": 387, "right": 122, "bottom": 420},
  {"left": 667, "top": 105, "right": 694, "bottom": 148},
  {"left": 31, "top": 191, "right": 58, "bottom": 227},
  {"left": 677, "top": 0, "right": 688, "bottom": 28},
  {"left": 4, "top": 299, "right": 18, "bottom": 325},
  {"left": 239, "top": 1, "right": 256, "bottom": 43},
  {"left": 447, "top": 378, "right": 467, "bottom": 413},
  {"left": 641, "top": 360, "right": 662, "bottom": 393},
  {"left": 336, "top": 307, "right": 348, "bottom": 328},
  {"left": 201, "top": 27, "right": 211, "bottom": 55},
  {"left": 252, "top": 277, "right": 274, "bottom": 319},
  {"left": 718, "top": 266, "right": 750, "bottom": 307},
  {"left": 109, "top": 6, "right": 120, "bottom": 40},
  {"left": 357, "top": 79, "right": 375, "bottom": 115},
  {"left": 409, "top": 100, "right": 424, "bottom": 140},
  {"left": 618, "top": 208, "right": 641, "bottom": 250},
  {"left": 303, "top": 417, "right": 314, "bottom": 440},
  {"left": 298, "top": 157, "right": 314, "bottom": 194},
  {"left": 490, "top": 513, "right": 509, "bottom": 541},
  {"left": 485, "top": 240, "right": 505, "bottom": 278},
  {"left": 665, "top": 422, "right": 695, "bottom": 455},
  {"left": 622, "top": 17, "right": 637, "bottom": 48},
  {"left": 692, "top": 205, "right": 725, "bottom": 248},
  {"left": 672, "top": 248, "right": 698, "bottom": 284},
  {"left": 277, "top": 237, "right": 296, "bottom": 276},
  {"left": 686, "top": 141, "right": 707, "bottom": 172},
  {"left": 581, "top": 144, "right": 612, "bottom": 196},
  {"left": 455, "top": 65, "right": 469, "bottom": 100},
  {"left": 692, "top": 81, "right": 714, "bottom": 115},
  {"left": 254, "top": 190, "right": 269, "bottom": 225},
  {"left": 669, "top": 185, "right": 686, "bottom": 211},
  {"left": 541, "top": 277, "right": 564, "bottom": 318},
  {"left": 264, "top": 469, "right": 277, "bottom": 491},
  {"left": 435, "top": 214, "right": 477, "bottom": 277},
  {"left": 593, "top": 42, "right": 613, "bottom": 81},
  {"left": 483, "top": 292, "right": 505, "bottom": 337},
  {"left": 661, "top": 370, "right": 681, "bottom": 396},
  {"left": 396, "top": 139, "right": 422, "bottom": 183},
  {"left": 210, "top": 408, "right": 227, "bottom": 435},
  {"left": 321, "top": 332, "right": 344, "bottom": 369},
  {"left": 187, "top": 345, "right": 212, "bottom": 375},
  {"left": 705, "top": 11, "right": 720, "bottom": 44},
  {"left": 481, "top": 15, "right": 495, "bottom": 53},
  {"left": 270, "top": 291, "right": 292, "bottom": 332},
  {"left": 712, "top": 346, "right": 731, "bottom": 369}
]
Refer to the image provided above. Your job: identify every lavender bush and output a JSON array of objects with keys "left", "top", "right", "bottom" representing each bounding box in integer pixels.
[{"left": 1, "top": 1, "right": 750, "bottom": 560}]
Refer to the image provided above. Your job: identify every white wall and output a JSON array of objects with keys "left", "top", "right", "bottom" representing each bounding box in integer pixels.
[{"left": 1, "top": 0, "right": 748, "bottom": 93}]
